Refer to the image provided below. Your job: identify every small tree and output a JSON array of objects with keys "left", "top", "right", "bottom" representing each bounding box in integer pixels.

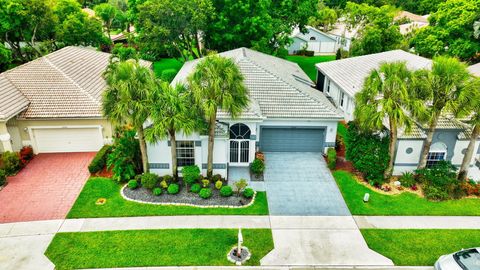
[{"left": 234, "top": 179, "right": 248, "bottom": 196}]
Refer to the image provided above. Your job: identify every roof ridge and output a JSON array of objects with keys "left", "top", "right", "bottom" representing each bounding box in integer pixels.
[
  {"left": 0, "top": 73, "right": 30, "bottom": 114},
  {"left": 43, "top": 55, "right": 100, "bottom": 106}
]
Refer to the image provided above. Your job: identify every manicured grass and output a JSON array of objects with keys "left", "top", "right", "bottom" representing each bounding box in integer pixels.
[
  {"left": 334, "top": 170, "right": 480, "bottom": 216},
  {"left": 67, "top": 177, "right": 269, "bottom": 218},
  {"left": 153, "top": 58, "right": 184, "bottom": 80},
  {"left": 45, "top": 228, "right": 273, "bottom": 269},
  {"left": 361, "top": 229, "right": 480, "bottom": 266},
  {"left": 286, "top": 55, "right": 336, "bottom": 81}
]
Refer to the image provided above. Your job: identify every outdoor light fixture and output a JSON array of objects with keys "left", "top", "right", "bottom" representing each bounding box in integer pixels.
[{"left": 363, "top": 193, "right": 370, "bottom": 203}]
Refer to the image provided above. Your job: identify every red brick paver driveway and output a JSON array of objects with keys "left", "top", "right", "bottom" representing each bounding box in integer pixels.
[{"left": 0, "top": 152, "right": 95, "bottom": 223}]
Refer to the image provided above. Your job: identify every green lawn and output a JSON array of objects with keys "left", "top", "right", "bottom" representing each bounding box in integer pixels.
[
  {"left": 334, "top": 170, "right": 480, "bottom": 216},
  {"left": 45, "top": 229, "right": 273, "bottom": 269},
  {"left": 67, "top": 177, "right": 269, "bottom": 218},
  {"left": 362, "top": 229, "right": 480, "bottom": 266},
  {"left": 153, "top": 58, "right": 184, "bottom": 80},
  {"left": 286, "top": 55, "right": 336, "bottom": 81}
]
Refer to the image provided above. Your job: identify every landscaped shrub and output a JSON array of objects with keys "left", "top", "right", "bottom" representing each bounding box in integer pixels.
[
  {"left": 141, "top": 173, "right": 159, "bottom": 189},
  {"left": 107, "top": 129, "right": 142, "bottom": 182},
  {"left": 423, "top": 185, "right": 449, "bottom": 201},
  {"left": 234, "top": 179, "right": 248, "bottom": 196},
  {"left": 346, "top": 121, "right": 390, "bottom": 184},
  {"left": 215, "top": 180, "right": 223, "bottom": 190},
  {"left": 243, "top": 188, "right": 254, "bottom": 198},
  {"left": 160, "top": 180, "right": 168, "bottom": 189},
  {"left": 250, "top": 158, "right": 265, "bottom": 176},
  {"left": 399, "top": 171, "right": 416, "bottom": 188},
  {"left": 167, "top": 183, "right": 180, "bottom": 194},
  {"left": 190, "top": 183, "right": 201, "bottom": 193},
  {"left": 212, "top": 174, "right": 222, "bottom": 182},
  {"left": 416, "top": 161, "right": 460, "bottom": 200},
  {"left": 163, "top": 175, "right": 173, "bottom": 183},
  {"left": 461, "top": 181, "right": 480, "bottom": 196},
  {"left": 128, "top": 180, "right": 138, "bottom": 189},
  {"left": 153, "top": 187, "right": 162, "bottom": 196},
  {"left": 181, "top": 165, "right": 200, "bottom": 187},
  {"left": 88, "top": 144, "right": 113, "bottom": 174},
  {"left": 1, "top": 151, "right": 21, "bottom": 175},
  {"left": 19, "top": 146, "right": 34, "bottom": 166},
  {"left": 201, "top": 179, "right": 210, "bottom": 188},
  {"left": 220, "top": 186, "right": 233, "bottom": 197},
  {"left": 0, "top": 169, "right": 6, "bottom": 186},
  {"left": 160, "top": 68, "right": 177, "bottom": 82},
  {"left": 326, "top": 148, "right": 337, "bottom": 170},
  {"left": 199, "top": 188, "right": 212, "bottom": 199}
]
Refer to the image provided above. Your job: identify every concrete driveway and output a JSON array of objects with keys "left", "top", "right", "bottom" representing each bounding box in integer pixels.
[
  {"left": 264, "top": 152, "right": 350, "bottom": 216},
  {"left": 0, "top": 152, "right": 95, "bottom": 223}
]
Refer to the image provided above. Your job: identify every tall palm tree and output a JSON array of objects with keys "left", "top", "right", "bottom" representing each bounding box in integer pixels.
[
  {"left": 355, "top": 61, "right": 420, "bottom": 179},
  {"left": 187, "top": 54, "right": 249, "bottom": 178},
  {"left": 417, "top": 56, "right": 471, "bottom": 170},
  {"left": 102, "top": 59, "right": 156, "bottom": 173},
  {"left": 454, "top": 77, "right": 480, "bottom": 180},
  {"left": 145, "top": 82, "right": 199, "bottom": 179}
]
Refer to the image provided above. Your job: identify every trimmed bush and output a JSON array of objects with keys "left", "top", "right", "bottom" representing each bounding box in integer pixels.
[
  {"left": 199, "top": 188, "right": 212, "bottom": 199},
  {"left": 416, "top": 161, "right": 460, "bottom": 200},
  {"left": 250, "top": 158, "right": 265, "bottom": 176},
  {"left": 167, "top": 183, "right": 180, "bottom": 194},
  {"left": 141, "top": 173, "right": 159, "bottom": 189},
  {"left": 243, "top": 187, "right": 254, "bottom": 198},
  {"left": 128, "top": 180, "right": 138, "bottom": 189},
  {"left": 399, "top": 171, "right": 416, "bottom": 188},
  {"left": 160, "top": 68, "right": 178, "bottom": 82},
  {"left": 220, "top": 185, "right": 233, "bottom": 197},
  {"left": 212, "top": 174, "right": 222, "bottom": 182},
  {"left": 88, "top": 144, "right": 112, "bottom": 173},
  {"left": 163, "top": 175, "right": 173, "bottom": 183},
  {"left": 0, "top": 169, "right": 6, "bottom": 186},
  {"left": 424, "top": 185, "right": 449, "bottom": 201},
  {"left": 19, "top": 146, "right": 34, "bottom": 166},
  {"left": 181, "top": 165, "right": 200, "bottom": 186},
  {"left": 215, "top": 180, "right": 223, "bottom": 190},
  {"left": 201, "top": 179, "right": 210, "bottom": 188},
  {"left": 160, "top": 180, "right": 168, "bottom": 189},
  {"left": 327, "top": 148, "right": 337, "bottom": 170},
  {"left": 190, "top": 183, "right": 201, "bottom": 193},
  {"left": 1, "top": 151, "right": 21, "bottom": 175},
  {"left": 234, "top": 179, "right": 248, "bottom": 196},
  {"left": 153, "top": 187, "right": 162, "bottom": 196}
]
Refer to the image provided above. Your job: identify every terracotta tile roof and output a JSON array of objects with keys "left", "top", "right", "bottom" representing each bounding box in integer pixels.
[{"left": 0, "top": 76, "right": 29, "bottom": 120}]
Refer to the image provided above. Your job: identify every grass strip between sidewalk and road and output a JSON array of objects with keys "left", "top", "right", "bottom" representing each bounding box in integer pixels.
[
  {"left": 67, "top": 177, "right": 269, "bottom": 218},
  {"left": 361, "top": 229, "right": 480, "bottom": 266},
  {"left": 45, "top": 228, "right": 274, "bottom": 269},
  {"left": 334, "top": 170, "right": 480, "bottom": 216}
]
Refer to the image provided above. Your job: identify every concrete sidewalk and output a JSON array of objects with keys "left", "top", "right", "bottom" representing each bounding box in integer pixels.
[
  {"left": 354, "top": 216, "right": 480, "bottom": 229},
  {"left": 88, "top": 267, "right": 433, "bottom": 270}
]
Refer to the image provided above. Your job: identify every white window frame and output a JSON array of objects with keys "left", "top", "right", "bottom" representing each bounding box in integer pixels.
[
  {"left": 426, "top": 150, "right": 446, "bottom": 168},
  {"left": 340, "top": 92, "right": 345, "bottom": 108},
  {"left": 176, "top": 141, "right": 195, "bottom": 167}
]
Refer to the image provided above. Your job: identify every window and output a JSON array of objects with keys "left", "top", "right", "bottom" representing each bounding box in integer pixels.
[
  {"left": 310, "top": 36, "right": 316, "bottom": 41},
  {"left": 229, "top": 123, "right": 250, "bottom": 163},
  {"left": 176, "top": 141, "right": 195, "bottom": 167},
  {"left": 426, "top": 152, "right": 446, "bottom": 167},
  {"left": 340, "top": 92, "right": 345, "bottom": 107},
  {"left": 229, "top": 123, "right": 251, "bottom": 139},
  {"left": 326, "top": 80, "right": 330, "bottom": 93}
]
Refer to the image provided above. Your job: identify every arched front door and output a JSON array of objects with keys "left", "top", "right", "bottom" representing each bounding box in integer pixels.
[{"left": 229, "top": 123, "right": 250, "bottom": 164}]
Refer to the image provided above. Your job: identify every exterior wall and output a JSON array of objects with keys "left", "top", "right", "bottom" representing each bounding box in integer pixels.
[
  {"left": 287, "top": 29, "right": 338, "bottom": 54},
  {"left": 287, "top": 37, "right": 307, "bottom": 54},
  {"left": 323, "top": 78, "right": 354, "bottom": 121},
  {"left": 393, "top": 139, "right": 424, "bottom": 175}
]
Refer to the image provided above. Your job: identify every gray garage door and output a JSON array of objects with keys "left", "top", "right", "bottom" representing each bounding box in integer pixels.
[{"left": 260, "top": 127, "right": 325, "bottom": 152}]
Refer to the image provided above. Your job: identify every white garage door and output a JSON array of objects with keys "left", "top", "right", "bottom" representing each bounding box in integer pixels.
[{"left": 32, "top": 127, "right": 103, "bottom": 153}]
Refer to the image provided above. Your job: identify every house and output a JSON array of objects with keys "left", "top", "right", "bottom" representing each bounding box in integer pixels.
[
  {"left": 315, "top": 50, "right": 480, "bottom": 179},
  {"left": 0, "top": 46, "right": 151, "bottom": 154},
  {"left": 394, "top": 11, "right": 429, "bottom": 35},
  {"left": 287, "top": 26, "right": 348, "bottom": 55},
  {"left": 327, "top": 21, "right": 357, "bottom": 51},
  {"left": 146, "top": 47, "right": 343, "bottom": 179}
]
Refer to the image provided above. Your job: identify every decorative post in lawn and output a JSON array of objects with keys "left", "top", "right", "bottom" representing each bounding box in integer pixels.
[
  {"left": 227, "top": 227, "right": 251, "bottom": 265},
  {"left": 237, "top": 228, "right": 243, "bottom": 257}
]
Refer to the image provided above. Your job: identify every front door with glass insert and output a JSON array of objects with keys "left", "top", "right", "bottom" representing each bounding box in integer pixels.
[{"left": 229, "top": 123, "right": 251, "bottom": 165}]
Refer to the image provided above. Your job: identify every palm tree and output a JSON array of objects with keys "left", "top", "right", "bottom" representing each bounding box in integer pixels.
[
  {"left": 454, "top": 77, "right": 480, "bottom": 180},
  {"left": 355, "top": 61, "right": 420, "bottom": 179},
  {"left": 416, "top": 56, "right": 471, "bottom": 170},
  {"left": 145, "top": 82, "right": 199, "bottom": 179},
  {"left": 102, "top": 59, "right": 156, "bottom": 173},
  {"left": 187, "top": 54, "right": 249, "bottom": 178}
]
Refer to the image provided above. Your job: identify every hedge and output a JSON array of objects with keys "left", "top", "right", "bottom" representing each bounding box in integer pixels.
[
  {"left": 88, "top": 145, "right": 113, "bottom": 174},
  {"left": 327, "top": 148, "right": 337, "bottom": 170}
]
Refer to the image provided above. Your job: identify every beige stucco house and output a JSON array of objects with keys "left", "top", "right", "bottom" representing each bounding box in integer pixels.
[{"left": 0, "top": 46, "right": 151, "bottom": 154}]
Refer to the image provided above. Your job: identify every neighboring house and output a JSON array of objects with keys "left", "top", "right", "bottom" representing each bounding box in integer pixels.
[
  {"left": 146, "top": 47, "right": 343, "bottom": 178},
  {"left": 327, "top": 21, "right": 356, "bottom": 51},
  {"left": 0, "top": 46, "right": 151, "bottom": 154},
  {"left": 394, "top": 11, "right": 429, "bottom": 35},
  {"left": 287, "top": 26, "right": 348, "bottom": 55},
  {"left": 315, "top": 50, "right": 480, "bottom": 179}
]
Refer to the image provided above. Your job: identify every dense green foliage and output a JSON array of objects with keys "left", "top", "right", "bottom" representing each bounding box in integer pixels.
[
  {"left": 167, "top": 183, "right": 180, "bottom": 194},
  {"left": 67, "top": 177, "right": 269, "bottom": 217},
  {"left": 0, "top": 169, "right": 6, "bottom": 186},
  {"left": 1, "top": 151, "right": 21, "bottom": 176},
  {"left": 152, "top": 187, "right": 162, "bottom": 196},
  {"left": 45, "top": 229, "right": 274, "bottom": 268},
  {"left": 416, "top": 161, "right": 462, "bottom": 200},
  {"left": 88, "top": 144, "right": 113, "bottom": 174},
  {"left": 140, "top": 172, "right": 159, "bottom": 189},
  {"left": 107, "top": 130, "right": 142, "bottom": 182},
  {"left": 345, "top": 122, "right": 389, "bottom": 184},
  {"left": 243, "top": 188, "right": 255, "bottom": 198},
  {"left": 190, "top": 183, "right": 201, "bottom": 193},
  {"left": 398, "top": 171, "right": 416, "bottom": 188},
  {"left": 181, "top": 165, "right": 201, "bottom": 186},
  {"left": 326, "top": 148, "right": 337, "bottom": 170},
  {"left": 220, "top": 186, "right": 233, "bottom": 197},
  {"left": 250, "top": 158, "right": 265, "bottom": 176},
  {"left": 198, "top": 188, "right": 212, "bottom": 199},
  {"left": 127, "top": 179, "right": 138, "bottom": 189},
  {"left": 361, "top": 229, "right": 480, "bottom": 266}
]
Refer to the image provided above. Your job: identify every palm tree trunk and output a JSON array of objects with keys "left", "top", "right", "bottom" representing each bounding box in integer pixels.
[
  {"left": 418, "top": 113, "right": 440, "bottom": 170},
  {"left": 207, "top": 114, "right": 216, "bottom": 178},
  {"left": 169, "top": 130, "right": 178, "bottom": 180},
  {"left": 137, "top": 126, "right": 149, "bottom": 173},
  {"left": 385, "top": 119, "right": 397, "bottom": 180},
  {"left": 458, "top": 125, "right": 479, "bottom": 181}
]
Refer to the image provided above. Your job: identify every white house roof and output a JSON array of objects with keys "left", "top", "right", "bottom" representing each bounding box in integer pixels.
[
  {"left": 172, "top": 47, "right": 342, "bottom": 120},
  {"left": 469, "top": 63, "right": 480, "bottom": 77},
  {"left": 316, "top": 50, "right": 432, "bottom": 97},
  {"left": 0, "top": 46, "right": 151, "bottom": 120}
]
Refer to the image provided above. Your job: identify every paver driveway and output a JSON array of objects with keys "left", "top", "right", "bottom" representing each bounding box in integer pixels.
[
  {"left": 0, "top": 152, "right": 95, "bottom": 223},
  {"left": 264, "top": 152, "right": 350, "bottom": 216}
]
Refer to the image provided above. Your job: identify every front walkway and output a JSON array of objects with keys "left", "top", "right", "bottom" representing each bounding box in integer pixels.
[
  {"left": 264, "top": 152, "right": 350, "bottom": 216},
  {"left": 0, "top": 152, "right": 95, "bottom": 223}
]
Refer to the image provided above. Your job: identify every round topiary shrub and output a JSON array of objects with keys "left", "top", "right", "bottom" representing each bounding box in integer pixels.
[
  {"left": 215, "top": 180, "right": 223, "bottom": 190},
  {"left": 153, "top": 187, "right": 162, "bottom": 196},
  {"left": 243, "top": 188, "right": 254, "bottom": 198},
  {"left": 141, "top": 173, "right": 159, "bottom": 189},
  {"left": 128, "top": 180, "right": 138, "bottom": 190},
  {"left": 167, "top": 183, "right": 180, "bottom": 194},
  {"left": 250, "top": 158, "right": 265, "bottom": 176},
  {"left": 160, "top": 180, "right": 168, "bottom": 189},
  {"left": 190, "top": 183, "right": 201, "bottom": 193},
  {"left": 220, "top": 186, "right": 233, "bottom": 197},
  {"left": 199, "top": 188, "right": 212, "bottom": 199}
]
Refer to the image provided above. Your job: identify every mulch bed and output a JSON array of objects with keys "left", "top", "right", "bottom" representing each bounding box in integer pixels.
[
  {"left": 92, "top": 167, "right": 113, "bottom": 178},
  {"left": 123, "top": 182, "right": 253, "bottom": 207}
]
